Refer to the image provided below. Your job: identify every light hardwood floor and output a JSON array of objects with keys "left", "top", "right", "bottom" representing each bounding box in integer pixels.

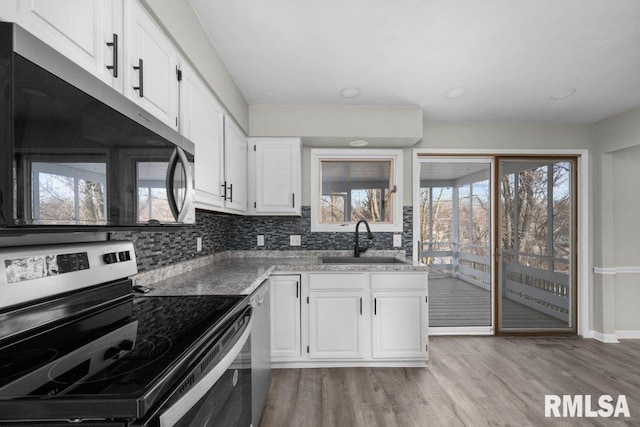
[{"left": 260, "top": 337, "right": 640, "bottom": 426}]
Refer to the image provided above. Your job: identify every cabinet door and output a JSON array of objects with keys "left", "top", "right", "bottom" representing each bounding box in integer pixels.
[
  {"left": 308, "top": 291, "right": 365, "bottom": 359},
  {"left": 125, "top": 0, "right": 178, "bottom": 129},
  {"left": 270, "top": 275, "right": 301, "bottom": 360},
  {"left": 253, "top": 138, "right": 301, "bottom": 215},
  {"left": 224, "top": 120, "right": 248, "bottom": 212},
  {"left": 371, "top": 292, "right": 427, "bottom": 359},
  {"left": 9, "top": 0, "right": 122, "bottom": 90},
  {"left": 180, "top": 62, "right": 225, "bottom": 209}
]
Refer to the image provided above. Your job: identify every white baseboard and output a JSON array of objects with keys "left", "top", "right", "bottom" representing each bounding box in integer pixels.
[
  {"left": 429, "top": 326, "right": 493, "bottom": 336},
  {"left": 271, "top": 360, "right": 427, "bottom": 368},
  {"left": 615, "top": 330, "right": 640, "bottom": 339},
  {"left": 589, "top": 330, "right": 620, "bottom": 343}
]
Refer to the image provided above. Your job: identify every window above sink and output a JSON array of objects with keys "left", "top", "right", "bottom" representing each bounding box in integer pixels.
[{"left": 310, "top": 149, "right": 403, "bottom": 232}]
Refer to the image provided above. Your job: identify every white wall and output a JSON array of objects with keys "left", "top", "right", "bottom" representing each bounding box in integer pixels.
[
  {"left": 613, "top": 145, "right": 640, "bottom": 331},
  {"left": 140, "top": 0, "right": 249, "bottom": 132},
  {"left": 249, "top": 105, "right": 422, "bottom": 147},
  {"left": 593, "top": 106, "right": 640, "bottom": 337}
]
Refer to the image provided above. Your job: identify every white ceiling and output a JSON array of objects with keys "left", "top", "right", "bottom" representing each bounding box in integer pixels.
[{"left": 191, "top": 0, "right": 640, "bottom": 123}]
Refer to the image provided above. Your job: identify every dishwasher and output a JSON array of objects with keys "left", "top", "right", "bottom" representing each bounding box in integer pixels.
[{"left": 251, "top": 279, "right": 272, "bottom": 426}]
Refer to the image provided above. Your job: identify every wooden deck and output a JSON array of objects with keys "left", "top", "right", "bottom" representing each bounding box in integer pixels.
[{"left": 429, "top": 277, "right": 569, "bottom": 329}]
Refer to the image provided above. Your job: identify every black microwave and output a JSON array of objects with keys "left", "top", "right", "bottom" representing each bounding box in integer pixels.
[{"left": 0, "top": 23, "right": 195, "bottom": 231}]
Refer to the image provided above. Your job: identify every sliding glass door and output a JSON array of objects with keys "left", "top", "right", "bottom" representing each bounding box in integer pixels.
[
  {"left": 418, "top": 159, "right": 493, "bottom": 331},
  {"left": 498, "top": 159, "right": 576, "bottom": 332},
  {"left": 417, "top": 155, "right": 578, "bottom": 334}
]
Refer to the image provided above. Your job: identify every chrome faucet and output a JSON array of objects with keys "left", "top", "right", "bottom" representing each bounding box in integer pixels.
[{"left": 354, "top": 220, "right": 374, "bottom": 257}]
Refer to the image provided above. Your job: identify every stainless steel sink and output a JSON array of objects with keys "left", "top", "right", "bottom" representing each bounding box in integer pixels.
[{"left": 320, "top": 256, "right": 408, "bottom": 264}]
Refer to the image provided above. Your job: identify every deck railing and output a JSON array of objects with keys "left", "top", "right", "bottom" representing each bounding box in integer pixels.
[
  {"left": 501, "top": 250, "right": 570, "bottom": 321},
  {"left": 420, "top": 241, "right": 570, "bottom": 321}
]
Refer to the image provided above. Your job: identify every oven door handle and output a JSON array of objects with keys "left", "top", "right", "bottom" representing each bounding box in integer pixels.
[{"left": 158, "top": 312, "right": 254, "bottom": 427}]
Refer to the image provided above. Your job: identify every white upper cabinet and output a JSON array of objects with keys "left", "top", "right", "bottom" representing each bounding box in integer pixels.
[
  {"left": 124, "top": 0, "right": 179, "bottom": 129},
  {"left": 6, "top": 0, "right": 123, "bottom": 91},
  {"left": 223, "top": 119, "right": 248, "bottom": 212},
  {"left": 249, "top": 137, "right": 301, "bottom": 215},
  {"left": 179, "top": 61, "right": 225, "bottom": 210},
  {"left": 5, "top": 0, "right": 282, "bottom": 217}
]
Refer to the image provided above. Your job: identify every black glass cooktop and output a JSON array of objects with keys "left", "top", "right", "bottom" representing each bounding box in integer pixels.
[{"left": 0, "top": 294, "right": 244, "bottom": 421}]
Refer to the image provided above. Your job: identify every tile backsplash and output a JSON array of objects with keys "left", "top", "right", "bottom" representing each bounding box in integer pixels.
[
  {"left": 110, "top": 212, "right": 233, "bottom": 272},
  {"left": 229, "top": 206, "right": 413, "bottom": 255},
  {"left": 112, "top": 206, "right": 413, "bottom": 272}
]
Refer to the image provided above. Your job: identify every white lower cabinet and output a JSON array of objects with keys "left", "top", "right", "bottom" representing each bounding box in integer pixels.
[
  {"left": 371, "top": 291, "right": 427, "bottom": 358},
  {"left": 308, "top": 291, "right": 365, "bottom": 359},
  {"left": 269, "top": 275, "right": 301, "bottom": 360},
  {"left": 270, "top": 271, "right": 428, "bottom": 366}
]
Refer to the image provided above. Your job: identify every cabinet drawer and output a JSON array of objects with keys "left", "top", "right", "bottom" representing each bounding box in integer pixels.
[
  {"left": 309, "top": 273, "right": 366, "bottom": 290},
  {"left": 371, "top": 273, "right": 426, "bottom": 290}
]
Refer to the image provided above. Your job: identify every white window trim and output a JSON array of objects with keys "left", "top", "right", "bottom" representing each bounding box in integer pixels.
[{"left": 310, "top": 148, "right": 403, "bottom": 232}]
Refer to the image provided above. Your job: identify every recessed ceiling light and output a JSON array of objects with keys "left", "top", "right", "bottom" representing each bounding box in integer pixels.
[
  {"left": 340, "top": 87, "right": 360, "bottom": 98},
  {"left": 349, "top": 139, "right": 369, "bottom": 147},
  {"left": 444, "top": 87, "right": 467, "bottom": 99},
  {"left": 550, "top": 88, "right": 576, "bottom": 100}
]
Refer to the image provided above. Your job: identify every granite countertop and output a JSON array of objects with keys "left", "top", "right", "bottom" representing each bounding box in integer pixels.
[{"left": 140, "top": 251, "right": 427, "bottom": 297}]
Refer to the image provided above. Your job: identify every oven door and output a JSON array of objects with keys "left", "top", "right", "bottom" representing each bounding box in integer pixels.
[{"left": 144, "top": 307, "right": 253, "bottom": 427}]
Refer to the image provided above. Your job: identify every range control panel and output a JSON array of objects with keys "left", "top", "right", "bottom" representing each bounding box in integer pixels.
[
  {"left": 1, "top": 241, "right": 138, "bottom": 310},
  {"left": 4, "top": 251, "right": 90, "bottom": 284},
  {"left": 103, "top": 250, "right": 132, "bottom": 265}
]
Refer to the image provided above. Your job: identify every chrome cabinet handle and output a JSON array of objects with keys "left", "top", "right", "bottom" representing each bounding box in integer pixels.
[
  {"left": 133, "top": 58, "right": 143, "bottom": 97},
  {"left": 106, "top": 33, "right": 118, "bottom": 77},
  {"left": 228, "top": 183, "right": 233, "bottom": 203},
  {"left": 221, "top": 181, "right": 227, "bottom": 201}
]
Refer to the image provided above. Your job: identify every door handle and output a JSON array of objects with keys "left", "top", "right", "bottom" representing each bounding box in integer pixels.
[
  {"left": 374, "top": 298, "right": 377, "bottom": 315},
  {"left": 106, "top": 34, "right": 118, "bottom": 77},
  {"left": 221, "top": 181, "right": 227, "bottom": 201},
  {"left": 133, "top": 58, "right": 144, "bottom": 97},
  {"left": 360, "top": 297, "right": 362, "bottom": 315},
  {"left": 228, "top": 183, "right": 233, "bottom": 203},
  {"left": 165, "top": 147, "right": 193, "bottom": 222}
]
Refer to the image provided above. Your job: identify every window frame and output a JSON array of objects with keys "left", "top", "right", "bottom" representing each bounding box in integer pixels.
[{"left": 310, "top": 148, "right": 403, "bottom": 232}]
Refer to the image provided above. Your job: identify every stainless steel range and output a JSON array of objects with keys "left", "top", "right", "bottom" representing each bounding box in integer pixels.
[{"left": 0, "top": 241, "right": 253, "bottom": 426}]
